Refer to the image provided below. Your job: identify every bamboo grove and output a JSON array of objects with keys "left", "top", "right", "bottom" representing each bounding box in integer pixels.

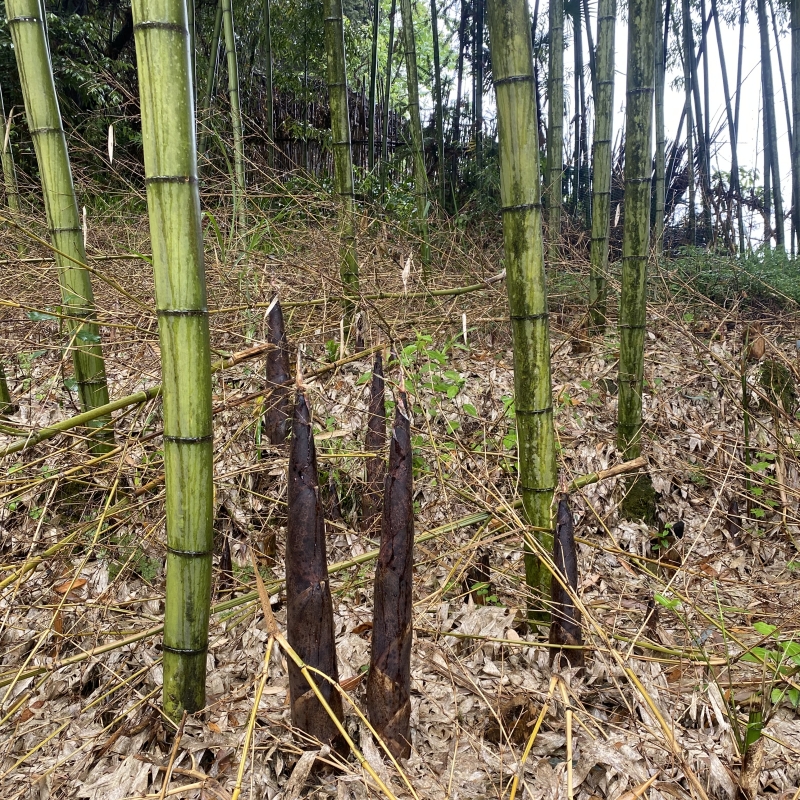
[{"left": 3, "top": 0, "right": 800, "bottom": 747}]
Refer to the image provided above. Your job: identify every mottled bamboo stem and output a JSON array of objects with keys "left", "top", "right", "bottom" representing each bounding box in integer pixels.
[{"left": 131, "top": 0, "right": 214, "bottom": 718}]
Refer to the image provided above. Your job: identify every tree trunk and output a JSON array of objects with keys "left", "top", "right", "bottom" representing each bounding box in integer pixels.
[
  {"left": 6, "top": 0, "right": 113, "bottom": 453},
  {"left": 324, "top": 0, "right": 359, "bottom": 316},
  {"left": 618, "top": 0, "right": 656, "bottom": 460},
  {"left": 588, "top": 0, "right": 616, "bottom": 332},
  {"left": 487, "top": 0, "right": 556, "bottom": 613},
  {"left": 399, "top": 0, "right": 431, "bottom": 269},
  {"left": 130, "top": 0, "right": 214, "bottom": 719},
  {"left": 546, "top": 0, "right": 564, "bottom": 257},
  {"left": 431, "top": 0, "right": 446, "bottom": 206},
  {"left": 221, "top": 0, "right": 246, "bottom": 248},
  {"left": 758, "top": 0, "right": 785, "bottom": 252}
]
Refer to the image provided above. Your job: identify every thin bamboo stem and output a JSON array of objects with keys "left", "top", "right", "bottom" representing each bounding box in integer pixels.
[
  {"left": 399, "top": 0, "right": 431, "bottom": 269},
  {"left": 221, "top": 0, "right": 246, "bottom": 250},
  {"left": 588, "top": 0, "right": 616, "bottom": 332},
  {"left": 546, "top": 0, "right": 564, "bottom": 257},
  {"left": 324, "top": 0, "right": 359, "bottom": 316},
  {"left": 5, "top": 0, "right": 113, "bottom": 453}
]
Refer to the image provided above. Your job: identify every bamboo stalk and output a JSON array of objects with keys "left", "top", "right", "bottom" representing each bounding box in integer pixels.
[
  {"left": 0, "top": 363, "right": 13, "bottom": 416},
  {"left": 262, "top": 0, "right": 274, "bottom": 169},
  {"left": 587, "top": 0, "right": 616, "bottom": 333},
  {"left": 399, "top": 0, "right": 431, "bottom": 270},
  {"left": 131, "top": 0, "right": 214, "bottom": 719},
  {"left": 5, "top": 0, "right": 113, "bottom": 453},
  {"left": 0, "top": 83, "right": 20, "bottom": 214},
  {"left": 487, "top": 0, "right": 556, "bottom": 612},
  {"left": 430, "top": 0, "right": 445, "bottom": 206},
  {"left": 546, "top": 0, "right": 564, "bottom": 258},
  {"left": 367, "top": 0, "right": 380, "bottom": 175},
  {"left": 380, "top": 0, "right": 396, "bottom": 196},
  {"left": 198, "top": 0, "right": 222, "bottom": 159},
  {"left": 324, "top": 0, "right": 359, "bottom": 316},
  {"left": 618, "top": 0, "right": 656, "bottom": 460},
  {"left": 654, "top": 0, "right": 666, "bottom": 254},
  {"left": 794, "top": 0, "right": 800, "bottom": 257},
  {"left": 758, "top": 0, "right": 785, "bottom": 251},
  {"left": 221, "top": 0, "right": 246, "bottom": 250}
]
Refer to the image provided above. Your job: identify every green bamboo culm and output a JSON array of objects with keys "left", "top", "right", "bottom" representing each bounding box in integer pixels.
[
  {"left": 0, "top": 84, "right": 20, "bottom": 214},
  {"left": 587, "top": 0, "right": 616, "bottom": 334},
  {"left": 367, "top": 0, "right": 380, "bottom": 175},
  {"left": 0, "top": 362, "right": 12, "bottom": 416},
  {"left": 324, "top": 0, "right": 359, "bottom": 318},
  {"left": 262, "top": 0, "right": 274, "bottom": 169},
  {"left": 757, "top": 0, "right": 784, "bottom": 253},
  {"left": 486, "top": 0, "right": 556, "bottom": 614},
  {"left": 545, "top": 0, "right": 564, "bottom": 259},
  {"left": 617, "top": 0, "right": 656, "bottom": 462},
  {"left": 431, "top": 0, "right": 446, "bottom": 207},
  {"left": 792, "top": 0, "right": 800, "bottom": 257},
  {"left": 380, "top": 0, "right": 397, "bottom": 196},
  {"left": 131, "top": 0, "right": 215, "bottom": 719},
  {"left": 681, "top": 0, "right": 696, "bottom": 246},
  {"left": 198, "top": 0, "right": 222, "bottom": 159},
  {"left": 653, "top": 0, "right": 666, "bottom": 255},
  {"left": 399, "top": 0, "right": 431, "bottom": 272},
  {"left": 6, "top": 0, "right": 113, "bottom": 453},
  {"left": 221, "top": 0, "right": 246, "bottom": 252}
]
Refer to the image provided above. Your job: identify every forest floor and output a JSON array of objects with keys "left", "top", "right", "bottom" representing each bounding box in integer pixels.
[{"left": 1, "top": 203, "right": 800, "bottom": 800}]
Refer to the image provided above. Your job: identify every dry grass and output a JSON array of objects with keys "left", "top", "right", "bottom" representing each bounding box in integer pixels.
[{"left": 1, "top": 170, "right": 800, "bottom": 799}]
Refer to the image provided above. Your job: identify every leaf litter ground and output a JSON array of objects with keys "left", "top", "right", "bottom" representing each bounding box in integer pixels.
[{"left": 1, "top": 207, "right": 800, "bottom": 799}]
